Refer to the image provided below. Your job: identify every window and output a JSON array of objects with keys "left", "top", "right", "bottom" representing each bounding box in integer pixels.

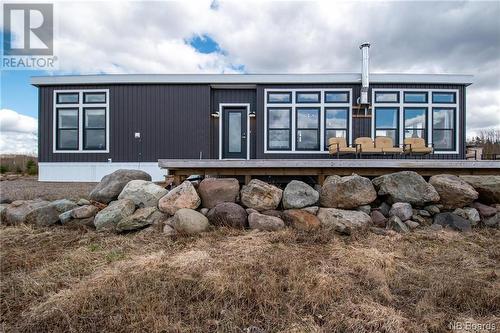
[
  {"left": 433, "top": 108, "right": 455, "bottom": 150},
  {"left": 324, "top": 108, "right": 348, "bottom": 150},
  {"left": 296, "top": 92, "right": 320, "bottom": 103},
  {"left": 84, "top": 108, "right": 106, "bottom": 150},
  {"left": 267, "top": 108, "right": 291, "bottom": 150},
  {"left": 56, "top": 108, "right": 79, "bottom": 150},
  {"left": 84, "top": 92, "right": 106, "bottom": 103},
  {"left": 404, "top": 92, "right": 427, "bottom": 103},
  {"left": 56, "top": 93, "right": 79, "bottom": 104},
  {"left": 404, "top": 108, "right": 427, "bottom": 140},
  {"left": 296, "top": 108, "right": 319, "bottom": 150},
  {"left": 375, "top": 107, "right": 399, "bottom": 144},
  {"left": 325, "top": 91, "right": 349, "bottom": 103},
  {"left": 267, "top": 92, "right": 292, "bottom": 103},
  {"left": 375, "top": 92, "right": 399, "bottom": 103},
  {"left": 432, "top": 92, "right": 456, "bottom": 103}
]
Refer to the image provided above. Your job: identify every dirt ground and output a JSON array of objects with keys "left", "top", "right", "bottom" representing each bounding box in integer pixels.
[{"left": 0, "top": 177, "right": 96, "bottom": 202}]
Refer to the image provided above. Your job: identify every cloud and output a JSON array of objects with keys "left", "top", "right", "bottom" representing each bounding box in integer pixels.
[{"left": 0, "top": 109, "right": 38, "bottom": 155}]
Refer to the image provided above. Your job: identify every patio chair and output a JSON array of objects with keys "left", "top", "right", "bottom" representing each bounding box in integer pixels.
[
  {"left": 328, "top": 137, "right": 357, "bottom": 158},
  {"left": 375, "top": 136, "right": 403, "bottom": 157},
  {"left": 355, "top": 137, "right": 382, "bottom": 157},
  {"left": 403, "top": 138, "right": 433, "bottom": 156}
]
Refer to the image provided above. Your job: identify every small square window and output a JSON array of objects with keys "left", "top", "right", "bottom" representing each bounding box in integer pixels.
[
  {"left": 84, "top": 92, "right": 106, "bottom": 103},
  {"left": 404, "top": 92, "right": 428, "bottom": 103},
  {"left": 57, "top": 93, "right": 79, "bottom": 104},
  {"left": 325, "top": 91, "right": 349, "bottom": 103},
  {"left": 375, "top": 92, "right": 399, "bottom": 103},
  {"left": 296, "top": 92, "right": 320, "bottom": 103},
  {"left": 432, "top": 92, "right": 456, "bottom": 103},
  {"left": 267, "top": 92, "right": 291, "bottom": 103}
]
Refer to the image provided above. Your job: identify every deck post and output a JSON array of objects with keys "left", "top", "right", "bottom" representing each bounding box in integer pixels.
[
  {"left": 245, "top": 175, "right": 252, "bottom": 185},
  {"left": 317, "top": 174, "right": 325, "bottom": 185}
]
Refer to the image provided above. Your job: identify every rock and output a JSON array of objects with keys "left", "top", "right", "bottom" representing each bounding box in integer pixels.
[
  {"left": 317, "top": 208, "right": 372, "bottom": 235},
  {"left": 452, "top": 208, "right": 467, "bottom": 219},
  {"left": 405, "top": 220, "right": 420, "bottom": 229},
  {"left": 320, "top": 174, "right": 377, "bottom": 209},
  {"left": 163, "top": 224, "right": 177, "bottom": 236},
  {"left": 50, "top": 199, "right": 79, "bottom": 214},
  {"left": 463, "top": 207, "right": 481, "bottom": 225},
  {"left": 158, "top": 181, "right": 200, "bottom": 215},
  {"left": 389, "top": 202, "right": 413, "bottom": 221},
  {"left": 200, "top": 208, "right": 209, "bottom": 216},
  {"left": 240, "top": 179, "right": 283, "bottom": 211},
  {"left": 429, "top": 174, "right": 478, "bottom": 209},
  {"left": 412, "top": 214, "right": 428, "bottom": 225},
  {"left": 3, "top": 200, "right": 50, "bottom": 225},
  {"left": 301, "top": 206, "right": 319, "bottom": 215},
  {"left": 94, "top": 199, "right": 135, "bottom": 231},
  {"left": 430, "top": 224, "right": 443, "bottom": 231},
  {"left": 77, "top": 198, "right": 91, "bottom": 206},
  {"left": 206, "top": 202, "right": 247, "bottom": 228},
  {"left": 58, "top": 210, "right": 73, "bottom": 224},
  {"left": 198, "top": 178, "right": 240, "bottom": 208},
  {"left": 4, "top": 199, "right": 78, "bottom": 227},
  {"left": 357, "top": 205, "right": 372, "bottom": 215},
  {"left": 460, "top": 175, "right": 500, "bottom": 204},
  {"left": 388, "top": 216, "right": 410, "bottom": 233},
  {"left": 379, "top": 202, "right": 391, "bottom": 217},
  {"left": 282, "top": 180, "right": 319, "bottom": 209},
  {"left": 418, "top": 209, "right": 431, "bottom": 217},
  {"left": 433, "top": 212, "right": 472, "bottom": 232},
  {"left": 261, "top": 210, "right": 283, "bottom": 219},
  {"left": 89, "top": 169, "right": 152, "bottom": 204},
  {"left": 424, "top": 205, "right": 441, "bottom": 215},
  {"left": 118, "top": 180, "right": 167, "bottom": 208},
  {"left": 246, "top": 208, "right": 259, "bottom": 215},
  {"left": 116, "top": 207, "right": 164, "bottom": 232},
  {"left": 370, "top": 210, "right": 388, "bottom": 228},
  {"left": 248, "top": 212, "right": 285, "bottom": 231},
  {"left": 170, "top": 208, "right": 209, "bottom": 235},
  {"left": 483, "top": 213, "right": 499, "bottom": 227},
  {"left": 71, "top": 205, "right": 98, "bottom": 219},
  {"left": 472, "top": 202, "right": 497, "bottom": 218},
  {"left": 372, "top": 171, "right": 440, "bottom": 205},
  {"left": 282, "top": 209, "right": 321, "bottom": 231}
]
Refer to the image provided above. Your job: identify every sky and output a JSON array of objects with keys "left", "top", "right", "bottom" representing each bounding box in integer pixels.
[{"left": 1, "top": 0, "right": 499, "bottom": 155}]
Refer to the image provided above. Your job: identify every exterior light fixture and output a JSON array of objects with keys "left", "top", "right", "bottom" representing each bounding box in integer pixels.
[
  {"left": 249, "top": 111, "right": 256, "bottom": 118},
  {"left": 211, "top": 112, "right": 220, "bottom": 118}
]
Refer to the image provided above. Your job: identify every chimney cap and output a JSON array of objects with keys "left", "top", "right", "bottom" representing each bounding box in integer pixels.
[{"left": 359, "top": 42, "right": 371, "bottom": 49}]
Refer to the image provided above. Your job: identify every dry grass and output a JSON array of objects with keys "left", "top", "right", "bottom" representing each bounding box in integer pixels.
[{"left": 1, "top": 224, "right": 499, "bottom": 332}]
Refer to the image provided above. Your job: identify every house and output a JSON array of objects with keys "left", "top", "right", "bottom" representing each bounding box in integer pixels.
[{"left": 32, "top": 43, "right": 473, "bottom": 182}]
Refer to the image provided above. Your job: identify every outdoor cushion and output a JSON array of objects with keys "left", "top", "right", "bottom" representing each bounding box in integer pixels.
[
  {"left": 360, "top": 147, "right": 383, "bottom": 153},
  {"left": 329, "top": 146, "right": 356, "bottom": 154},
  {"left": 409, "top": 147, "right": 433, "bottom": 153},
  {"left": 328, "top": 137, "right": 348, "bottom": 148},
  {"left": 382, "top": 147, "right": 403, "bottom": 153},
  {"left": 375, "top": 136, "right": 395, "bottom": 148}
]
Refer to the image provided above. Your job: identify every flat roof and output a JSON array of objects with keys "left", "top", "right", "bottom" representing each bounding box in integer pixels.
[{"left": 31, "top": 73, "right": 473, "bottom": 86}]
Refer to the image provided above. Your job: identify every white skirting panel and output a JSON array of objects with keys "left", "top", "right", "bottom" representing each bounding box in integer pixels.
[{"left": 38, "top": 162, "right": 166, "bottom": 182}]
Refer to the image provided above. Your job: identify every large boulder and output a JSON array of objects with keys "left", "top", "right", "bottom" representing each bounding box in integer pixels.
[
  {"left": 4, "top": 199, "right": 77, "bottom": 226},
  {"left": 158, "top": 181, "right": 200, "bottom": 215},
  {"left": 89, "top": 169, "right": 152, "bottom": 204},
  {"left": 170, "top": 208, "right": 209, "bottom": 235},
  {"left": 372, "top": 171, "right": 440, "bottom": 206},
  {"left": 320, "top": 174, "right": 377, "bottom": 209},
  {"left": 463, "top": 207, "right": 481, "bottom": 225},
  {"left": 389, "top": 202, "right": 413, "bottom": 221},
  {"left": 282, "top": 180, "right": 319, "bottom": 209},
  {"left": 116, "top": 207, "right": 164, "bottom": 232},
  {"left": 484, "top": 213, "right": 499, "bottom": 228},
  {"left": 472, "top": 202, "right": 497, "bottom": 218},
  {"left": 433, "top": 212, "right": 472, "bottom": 232},
  {"left": 248, "top": 212, "right": 285, "bottom": 231},
  {"left": 206, "top": 202, "right": 247, "bottom": 228},
  {"left": 429, "top": 174, "right": 478, "bottom": 209},
  {"left": 460, "top": 175, "right": 500, "bottom": 204},
  {"left": 282, "top": 209, "right": 321, "bottom": 231},
  {"left": 317, "top": 208, "right": 372, "bottom": 235},
  {"left": 94, "top": 199, "right": 135, "bottom": 231},
  {"left": 117, "top": 180, "right": 167, "bottom": 208},
  {"left": 240, "top": 179, "right": 283, "bottom": 211},
  {"left": 198, "top": 178, "right": 240, "bottom": 208}
]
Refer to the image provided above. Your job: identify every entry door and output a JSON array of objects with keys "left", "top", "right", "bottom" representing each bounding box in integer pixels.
[{"left": 223, "top": 108, "right": 247, "bottom": 159}]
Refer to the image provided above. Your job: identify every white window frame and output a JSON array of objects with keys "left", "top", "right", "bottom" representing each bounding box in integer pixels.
[
  {"left": 372, "top": 88, "right": 459, "bottom": 154},
  {"left": 218, "top": 103, "right": 251, "bottom": 160},
  {"left": 264, "top": 88, "right": 353, "bottom": 154},
  {"left": 53, "top": 89, "right": 110, "bottom": 153}
]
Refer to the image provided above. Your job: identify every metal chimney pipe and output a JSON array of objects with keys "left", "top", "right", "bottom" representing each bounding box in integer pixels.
[{"left": 360, "top": 42, "right": 370, "bottom": 104}]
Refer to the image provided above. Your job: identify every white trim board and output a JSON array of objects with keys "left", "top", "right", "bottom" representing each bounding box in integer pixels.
[
  {"left": 218, "top": 103, "right": 251, "bottom": 160},
  {"left": 38, "top": 162, "right": 165, "bottom": 182}
]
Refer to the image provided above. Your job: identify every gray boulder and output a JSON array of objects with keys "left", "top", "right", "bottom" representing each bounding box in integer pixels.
[
  {"left": 484, "top": 213, "right": 499, "bottom": 227},
  {"left": 388, "top": 216, "right": 410, "bottom": 233},
  {"left": 50, "top": 199, "right": 79, "bottom": 213},
  {"left": 77, "top": 198, "right": 91, "bottom": 206},
  {"left": 116, "top": 207, "right": 164, "bottom": 232},
  {"left": 118, "top": 180, "right": 167, "bottom": 208},
  {"left": 320, "top": 174, "right": 377, "bottom": 209},
  {"left": 370, "top": 210, "right": 388, "bottom": 228},
  {"left": 433, "top": 212, "right": 472, "bottom": 232},
  {"left": 58, "top": 210, "right": 73, "bottom": 224},
  {"left": 379, "top": 202, "right": 391, "bottom": 217},
  {"left": 357, "top": 205, "right": 372, "bottom": 215},
  {"left": 372, "top": 171, "right": 440, "bottom": 206},
  {"left": 198, "top": 178, "right": 240, "bottom": 208},
  {"left": 240, "top": 179, "right": 283, "bottom": 211},
  {"left": 472, "top": 202, "right": 497, "bottom": 218},
  {"left": 424, "top": 205, "right": 441, "bottom": 215},
  {"left": 170, "top": 208, "right": 209, "bottom": 235},
  {"left": 206, "top": 202, "right": 248, "bottom": 228},
  {"left": 418, "top": 209, "right": 431, "bottom": 217},
  {"left": 94, "top": 199, "right": 135, "bottom": 231},
  {"left": 4, "top": 199, "right": 77, "bottom": 226},
  {"left": 429, "top": 174, "right": 478, "bottom": 209},
  {"left": 89, "top": 169, "right": 152, "bottom": 204},
  {"left": 3, "top": 200, "right": 47, "bottom": 225},
  {"left": 248, "top": 212, "right": 285, "bottom": 231},
  {"left": 282, "top": 180, "right": 319, "bottom": 209},
  {"left": 158, "top": 181, "right": 200, "bottom": 215},
  {"left": 460, "top": 175, "right": 500, "bottom": 204},
  {"left": 389, "top": 202, "right": 413, "bottom": 221},
  {"left": 71, "top": 205, "right": 98, "bottom": 219},
  {"left": 317, "top": 208, "right": 372, "bottom": 235}
]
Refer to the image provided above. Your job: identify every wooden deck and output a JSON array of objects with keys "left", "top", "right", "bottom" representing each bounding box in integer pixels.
[{"left": 158, "top": 159, "right": 500, "bottom": 185}]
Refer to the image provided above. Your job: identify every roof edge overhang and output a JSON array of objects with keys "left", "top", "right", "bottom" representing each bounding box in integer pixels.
[{"left": 30, "top": 73, "right": 474, "bottom": 86}]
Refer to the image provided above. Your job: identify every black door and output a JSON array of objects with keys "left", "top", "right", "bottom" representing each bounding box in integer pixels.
[{"left": 223, "top": 108, "right": 247, "bottom": 159}]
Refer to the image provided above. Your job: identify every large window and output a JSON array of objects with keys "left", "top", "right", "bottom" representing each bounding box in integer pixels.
[
  {"left": 267, "top": 108, "right": 291, "bottom": 150},
  {"left": 324, "top": 108, "right": 348, "bottom": 150},
  {"left": 404, "top": 108, "right": 427, "bottom": 140},
  {"left": 56, "top": 108, "right": 79, "bottom": 150},
  {"left": 296, "top": 108, "right": 320, "bottom": 150},
  {"left": 375, "top": 107, "right": 399, "bottom": 144},
  {"left": 433, "top": 108, "right": 455, "bottom": 150},
  {"left": 83, "top": 108, "right": 106, "bottom": 150}
]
